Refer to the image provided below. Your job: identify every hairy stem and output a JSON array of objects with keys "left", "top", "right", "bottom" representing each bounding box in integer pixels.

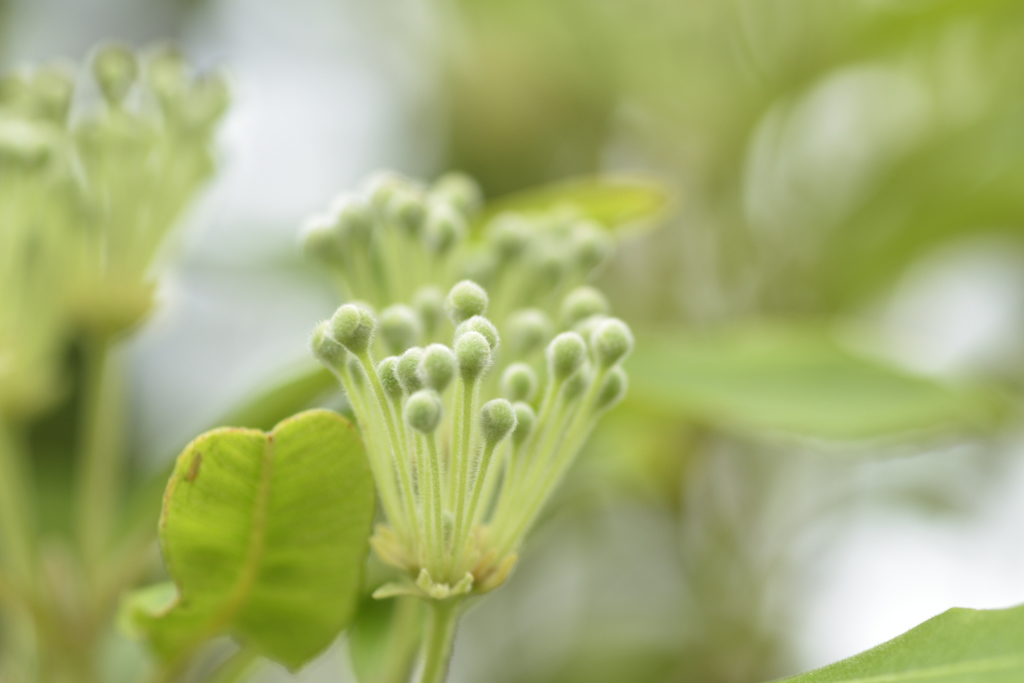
[{"left": 418, "top": 600, "right": 459, "bottom": 683}]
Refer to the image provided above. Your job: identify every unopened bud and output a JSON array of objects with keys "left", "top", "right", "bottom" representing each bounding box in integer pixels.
[
  {"left": 512, "top": 402, "right": 536, "bottom": 445},
  {"left": 487, "top": 214, "right": 531, "bottom": 263},
  {"left": 595, "top": 367, "right": 628, "bottom": 412},
  {"left": 501, "top": 363, "right": 537, "bottom": 402},
  {"left": 405, "top": 390, "right": 444, "bottom": 433},
  {"left": 591, "top": 318, "right": 633, "bottom": 368},
  {"left": 379, "top": 305, "right": 422, "bottom": 356},
  {"left": 560, "top": 286, "right": 610, "bottom": 329},
  {"left": 413, "top": 286, "right": 445, "bottom": 337},
  {"left": 425, "top": 203, "right": 466, "bottom": 256},
  {"left": 92, "top": 43, "right": 137, "bottom": 105},
  {"left": 332, "top": 195, "right": 374, "bottom": 245},
  {"left": 480, "top": 399, "right": 516, "bottom": 446},
  {"left": 572, "top": 221, "right": 613, "bottom": 273},
  {"left": 455, "top": 331, "right": 491, "bottom": 381},
  {"left": 455, "top": 315, "right": 499, "bottom": 351},
  {"left": 431, "top": 171, "right": 483, "bottom": 216},
  {"left": 387, "top": 187, "right": 427, "bottom": 236},
  {"left": 419, "top": 344, "right": 456, "bottom": 392},
  {"left": 310, "top": 320, "right": 347, "bottom": 369},
  {"left": 301, "top": 215, "right": 344, "bottom": 266},
  {"left": 562, "top": 364, "right": 591, "bottom": 402},
  {"left": 547, "top": 332, "right": 586, "bottom": 382},
  {"left": 397, "top": 347, "right": 424, "bottom": 394},
  {"left": 506, "top": 309, "right": 552, "bottom": 358},
  {"left": 330, "top": 304, "right": 376, "bottom": 354},
  {"left": 377, "top": 357, "right": 403, "bottom": 402},
  {"left": 445, "top": 280, "right": 488, "bottom": 324}
]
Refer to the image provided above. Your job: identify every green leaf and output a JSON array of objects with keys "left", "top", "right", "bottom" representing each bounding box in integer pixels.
[
  {"left": 774, "top": 603, "right": 1024, "bottom": 682},
  {"left": 476, "top": 176, "right": 671, "bottom": 233},
  {"left": 126, "top": 409, "right": 375, "bottom": 670},
  {"left": 628, "top": 325, "right": 1005, "bottom": 440}
]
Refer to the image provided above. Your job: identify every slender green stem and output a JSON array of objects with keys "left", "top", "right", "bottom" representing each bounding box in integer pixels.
[
  {"left": 418, "top": 600, "right": 460, "bottom": 683},
  {"left": 423, "top": 435, "right": 445, "bottom": 574},
  {"left": 0, "top": 419, "right": 34, "bottom": 586},
  {"left": 376, "top": 598, "right": 424, "bottom": 683},
  {"left": 453, "top": 440, "right": 498, "bottom": 568},
  {"left": 449, "top": 381, "right": 477, "bottom": 573}
]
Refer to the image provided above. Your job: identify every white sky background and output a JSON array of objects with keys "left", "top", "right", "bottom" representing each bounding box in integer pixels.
[{"left": 5, "top": 0, "right": 1024, "bottom": 680}]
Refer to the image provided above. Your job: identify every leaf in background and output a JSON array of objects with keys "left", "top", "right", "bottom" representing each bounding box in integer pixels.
[
  {"left": 347, "top": 595, "right": 423, "bottom": 683},
  {"left": 125, "top": 409, "right": 374, "bottom": 670},
  {"left": 775, "top": 603, "right": 1024, "bottom": 682},
  {"left": 628, "top": 325, "right": 1006, "bottom": 441},
  {"left": 476, "top": 176, "right": 671, "bottom": 233}
]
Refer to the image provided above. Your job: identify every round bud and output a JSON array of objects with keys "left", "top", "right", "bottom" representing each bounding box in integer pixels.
[
  {"left": 379, "top": 305, "right": 422, "bottom": 356},
  {"left": 424, "top": 203, "right": 466, "bottom": 256},
  {"left": 92, "top": 43, "right": 137, "bottom": 105},
  {"left": 531, "top": 248, "right": 569, "bottom": 288},
  {"left": 511, "top": 402, "right": 536, "bottom": 446},
  {"left": 387, "top": 187, "right": 427, "bottom": 236},
  {"left": 487, "top": 214, "right": 531, "bottom": 263},
  {"left": 445, "top": 280, "right": 488, "bottom": 324},
  {"left": 455, "top": 315, "right": 499, "bottom": 351},
  {"left": 501, "top": 363, "right": 537, "bottom": 403},
  {"left": 405, "top": 390, "right": 444, "bottom": 434},
  {"left": 419, "top": 344, "right": 456, "bottom": 392},
  {"left": 364, "top": 171, "right": 411, "bottom": 212},
  {"left": 310, "top": 320, "right": 346, "bottom": 369},
  {"left": 413, "top": 286, "right": 445, "bottom": 337},
  {"left": 480, "top": 399, "right": 517, "bottom": 446},
  {"left": 572, "top": 220, "right": 613, "bottom": 272},
  {"left": 455, "top": 331, "right": 491, "bottom": 381},
  {"left": 595, "top": 367, "right": 628, "bottom": 412},
  {"left": 32, "top": 65, "right": 75, "bottom": 123},
  {"left": 330, "top": 304, "right": 376, "bottom": 354},
  {"left": 301, "top": 215, "right": 344, "bottom": 266},
  {"left": 560, "top": 286, "right": 610, "bottom": 329},
  {"left": 377, "top": 357, "right": 403, "bottom": 402},
  {"left": 332, "top": 194, "right": 374, "bottom": 244},
  {"left": 591, "top": 318, "right": 634, "bottom": 368},
  {"left": 144, "top": 46, "right": 188, "bottom": 105},
  {"left": 547, "top": 332, "right": 587, "bottom": 382},
  {"left": 562, "top": 364, "right": 591, "bottom": 403},
  {"left": 397, "top": 347, "right": 425, "bottom": 395},
  {"left": 506, "top": 309, "right": 553, "bottom": 357},
  {"left": 431, "top": 171, "right": 483, "bottom": 216},
  {"left": 184, "top": 72, "right": 229, "bottom": 129}
]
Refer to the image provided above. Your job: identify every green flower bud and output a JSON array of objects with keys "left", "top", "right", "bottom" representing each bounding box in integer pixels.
[
  {"left": 405, "top": 389, "right": 443, "bottom": 433},
  {"left": 377, "top": 357, "right": 403, "bottom": 402},
  {"left": 184, "top": 71, "right": 230, "bottom": 129},
  {"left": 365, "top": 171, "right": 412, "bottom": 212},
  {"left": 591, "top": 318, "right": 633, "bottom": 368},
  {"left": 397, "top": 347, "right": 425, "bottom": 394},
  {"left": 387, "top": 187, "right": 427, "bottom": 236},
  {"left": 424, "top": 203, "right": 466, "bottom": 256},
  {"left": 145, "top": 45, "right": 188, "bottom": 105},
  {"left": 562, "top": 363, "right": 591, "bottom": 402},
  {"left": 595, "top": 367, "right": 628, "bottom": 412},
  {"left": 332, "top": 195, "right": 374, "bottom": 245},
  {"left": 445, "top": 280, "right": 488, "bottom": 324},
  {"left": 379, "top": 304, "right": 422, "bottom": 356},
  {"left": 455, "top": 331, "right": 491, "bottom": 381},
  {"left": 419, "top": 343, "right": 456, "bottom": 392},
  {"left": 92, "top": 43, "right": 137, "bottom": 105},
  {"left": 330, "top": 304, "right": 376, "bottom": 354},
  {"left": 487, "top": 213, "right": 531, "bottom": 263},
  {"left": 512, "top": 402, "right": 536, "bottom": 446},
  {"left": 31, "top": 65, "right": 74, "bottom": 123},
  {"left": 413, "top": 286, "right": 444, "bottom": 337},
  {"left": 531, "top": 248, "right": 569, "bottom": 288},
  {"left": 560, "top": 286, "right": 610, "bottom": 329},
  {"left": 455, "top": 315, "right": 499, "bottom": 351},
  {"left": 572, "top": 220, "right": 613, "bottom": 273},
  {"left": 310, "top": 320, "right": 346, "bottom": 369},
  {"left": 431, "top": 171, "right": 483, "bottom": 216},
  {"left": 480, "top": 398, "right": 517, "bottom": 446},
  {"left": 501, "top": 363, "right": 537, "bottom": 403},
  {"left": 506, "top": 309, "right": 552, "bottom": 357},
  {"left": 301, "top": 215, "right": 344, "bottom": 265},
  {"left": 460, "top": 255, "right": 496, "bottom": 290},
  {"left": 547, "top": 332, "right": 587, "bottom": 382}
]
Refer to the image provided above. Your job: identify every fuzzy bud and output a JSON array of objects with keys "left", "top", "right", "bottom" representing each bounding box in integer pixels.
[
  {"left": 445, "top": 280, "right": 488, "bottom": 324},
  {"left": 387, "top": 187, "right": 427, "bottom": 236},
  {"left": 379, "top": 305, "right": 422, "bottom": 356},
  {"left": 454, "top": 315, "right": 499, "bottom": 351},
  {"left": 425, "top": 203, "right": 466, "bottom": 257},
  {"left": 419, "top": 344, "right": 456, "bottom": 392},
  {"left": 572, "top": 221, "right": 613, "bottom": 272},
  {"left": 480, "top": 399, "right": 517, "bottom": 446},
  {"left": 506, "top": 309, "right": 552, "bottom": 358},
  {"left": 547, "top": 332, "right": 587, "bottom": 382},
  {"left": 310, "top": 320, "right": 347, "bottom": 370},
  {"left": 487, "top": 214, "right": 531, "bottom": 263},
  {"left": 560, "top": 286, "right": 610, "bottom": 329},
  {"left": 301, "top": 215, "right": 344, "bottom": 266},
  {"left": 92, "top": 43, "right": 137, "bottom": 105},
  {"left": 377, "top": 357, "right": 403, "bottom": 402},
  {"left": 431, "top": 172, "right": 483, "bottom": 216},
  {"left": 330, "top": 304, "right": 376, "bottom": 355},
  {"left": 591, "top": 318, "right": 634, "bottom": 368},
  {"left": 501, "top": 363, "right": 537, "bottom": 403},
  {"left": 332, "top": 195, "right": 374, "bottom": 244},
  {"left": 595, "top": 367, "right": 628, "bottom": 412},
  {"left": 413, "top": 286, "right": 445, "bottom": 337},
  {"left": 397, "top": 347, "right": 425, "bottom": 395},
  {"left": 405, "top": 390, "right": 444, "bottom": 433},
  {"left": 365, "top": 171, "right": 410, "bottom": 212},
  {"left": 455, "top": 331, "right": 491, "bottom": 381},
  {"left": 562, "top": 364, "right": 591, "bottom": 402},
  {"left": 512, "top": 402, "right": 536, "bottom": 446}
]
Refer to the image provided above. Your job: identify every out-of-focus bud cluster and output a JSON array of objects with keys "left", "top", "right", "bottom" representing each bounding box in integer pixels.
[
  {"left": 0, "top": 44, "right": 227, "bottom": 418},
  {"left": 308, "top": 172, "right": 633, "bottom": 601},
  {"left": 301, "top": 170, "right": 614, "bottom": 335}
]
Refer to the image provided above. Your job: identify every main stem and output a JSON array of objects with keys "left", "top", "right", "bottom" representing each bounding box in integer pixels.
[{"left": 418, "top": 600, "right": 460, "bottom": 683}]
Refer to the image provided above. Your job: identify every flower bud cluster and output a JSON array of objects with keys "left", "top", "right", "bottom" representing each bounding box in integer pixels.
[
  {"left": 301, "top": 171, "right": 614, "bottom": 336},
  {"left": 0, "top": 43, "right": 226, "bottom": 417},
  {"left": 311, "top": 274, "right": 632, "bottom": 601}
]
